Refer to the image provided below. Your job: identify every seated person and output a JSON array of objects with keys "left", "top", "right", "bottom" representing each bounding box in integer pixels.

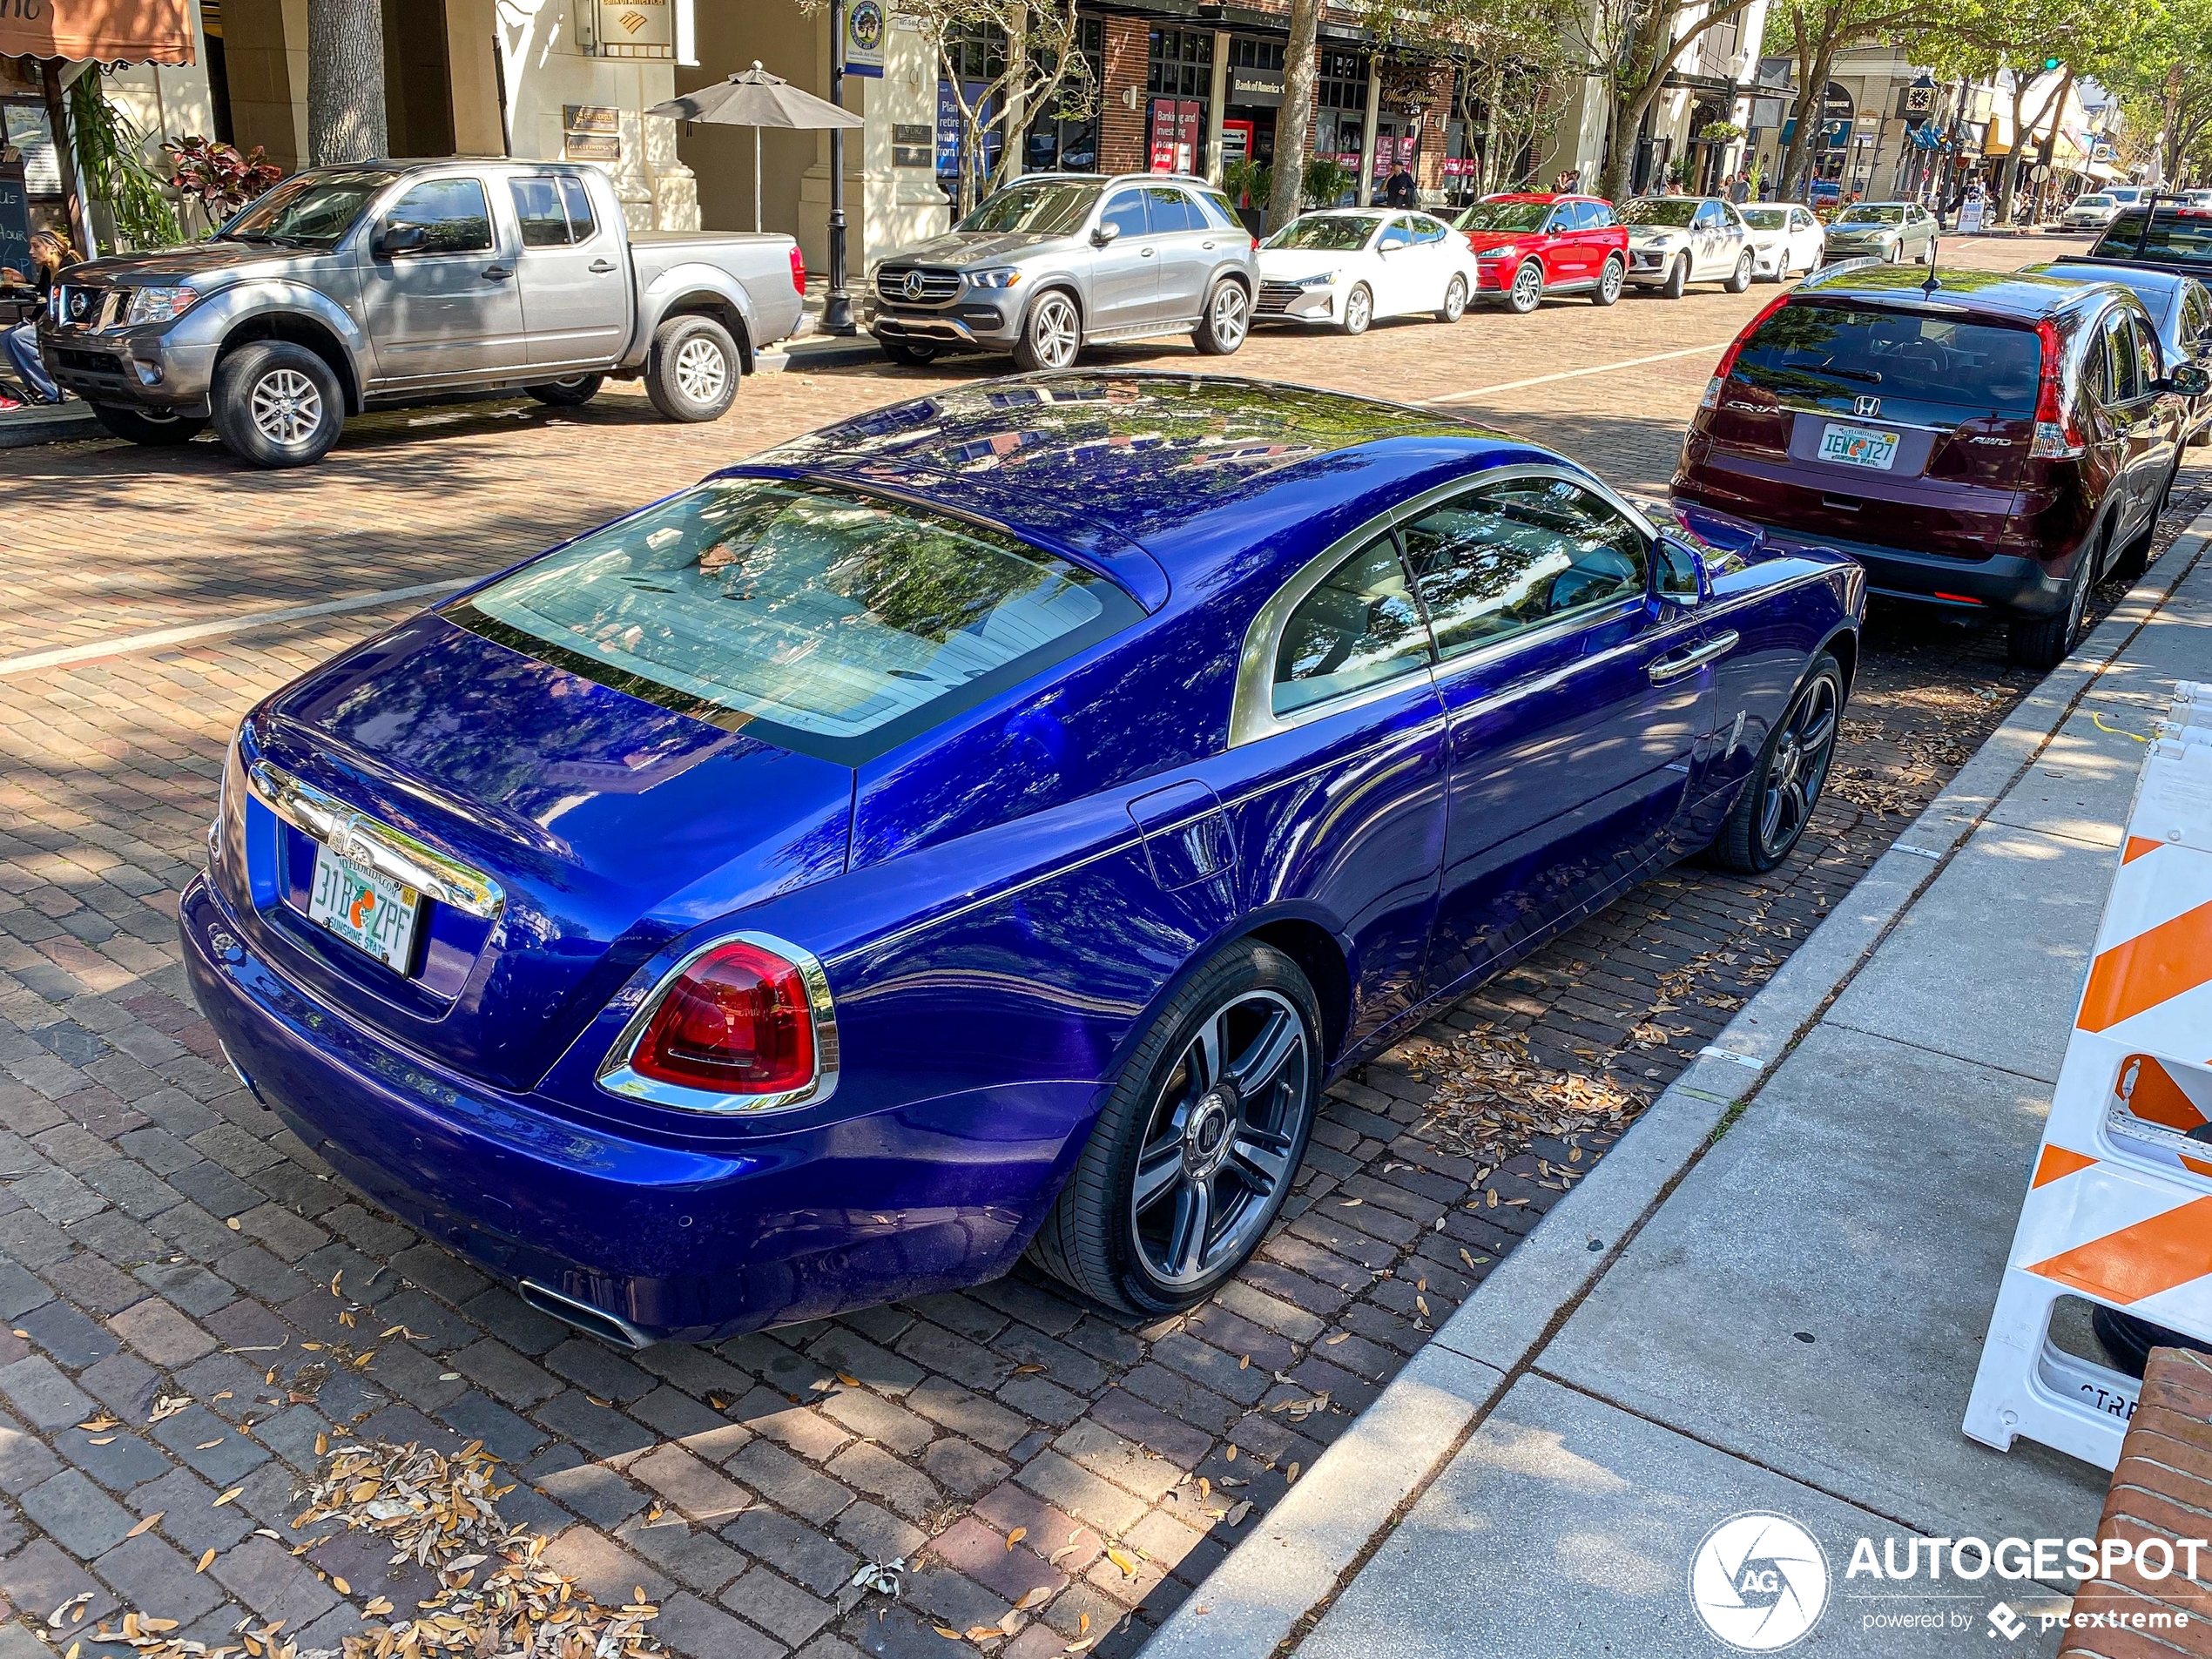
[{"left": 1, "top": 230, "right": 81, "bottom": 408}]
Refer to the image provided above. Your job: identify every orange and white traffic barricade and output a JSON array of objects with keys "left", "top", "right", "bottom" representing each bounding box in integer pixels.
[{"left": 1966, "top": 682, "right": 2212, "bottom": 1469}]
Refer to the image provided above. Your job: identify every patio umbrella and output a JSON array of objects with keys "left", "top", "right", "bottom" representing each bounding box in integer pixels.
[{"left": 646, "top": 62, "right": 864, "bottom": 234}]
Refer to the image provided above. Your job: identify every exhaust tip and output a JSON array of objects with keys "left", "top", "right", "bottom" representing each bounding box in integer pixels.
[{"left": 517, "top": 1278, "right": 652, "bottom": 1351}]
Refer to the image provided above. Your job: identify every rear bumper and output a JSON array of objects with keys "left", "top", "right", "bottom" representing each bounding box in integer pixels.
[{"left": 178, "top": 873, "right": 1082, "bottom": 1343}]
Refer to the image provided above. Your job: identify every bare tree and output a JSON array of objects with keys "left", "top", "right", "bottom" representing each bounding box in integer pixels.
[{"left": 307, "top": 0, "right": 388, "bottom": 164}]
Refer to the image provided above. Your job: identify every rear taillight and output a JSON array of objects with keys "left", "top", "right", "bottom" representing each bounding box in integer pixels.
[
  {"left": 789, "top": 246, "right": 807, "bottom": 297},
  {"left": 1702, "top": 290, "right": 1791, "bottom": 410},
  {"left": 630, "top": 937, "right": 816, "bottom": 1096},
  {"left": 2031, "top": 317, "right": 2085, "bottom": 459}
]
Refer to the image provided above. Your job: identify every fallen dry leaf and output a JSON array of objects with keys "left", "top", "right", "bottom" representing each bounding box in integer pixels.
[
  {"left": 1016, "top": 1587, "right": 1052, "bottom": 1609},
  {"left": 212, "top": 1487, "right": 242, "bottom": 1507},
  {"left": 1005, "top": 1526, "right": 1026, "bottom": 1550},
  {"left": 126, "top": 1513, "right": 161, "bottom": 1538},
  {"left": 196, "top": 1548, "right": 215, "bottom": 1571},
  {"left": 1106, "top": 1547, "right": 1136, "bottom": 1576}
]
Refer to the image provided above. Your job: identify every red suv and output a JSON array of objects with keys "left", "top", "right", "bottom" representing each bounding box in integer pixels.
[
  {"left": 1453, "top": 194, "right": 1629, "bottom": 314},
  {"left": 1673, "top": 265, "right": 2208, "bottom": 667}
]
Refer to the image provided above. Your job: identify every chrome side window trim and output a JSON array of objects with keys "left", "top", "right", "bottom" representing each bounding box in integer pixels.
[
  {"left": 246, "top": 759, "right": 505, "bottom": 921},
  {"left": 596, "top": 929, "right": 842, "bottom": 1116},
  {"left": 1230, "top": 463, "right": 1662, "bottom": 749}
]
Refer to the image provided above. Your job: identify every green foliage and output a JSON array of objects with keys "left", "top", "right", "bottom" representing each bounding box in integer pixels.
[
  {"left": 66, "top": 71, "right": 180, "bottom": 252},
  {"left": 1302, "top": 157, "right": 1359, "bottom": 207},
  {"left": 2096, "top": 0, "right": 2212, "bottom": 181},
  {"left": 1223, "top": 158, "right": 1273, "bottom": 210}
]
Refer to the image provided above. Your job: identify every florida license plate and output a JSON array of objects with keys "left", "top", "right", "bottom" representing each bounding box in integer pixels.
[
  {"left": 1817, "top": 421, "right": 1900, "bottom": 469},
  {"left": 307, "top": 842, "right": 420, "bottom": 972}
]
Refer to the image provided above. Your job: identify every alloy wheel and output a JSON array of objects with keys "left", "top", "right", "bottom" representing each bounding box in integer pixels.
[
  {"left": 1210, "top": 282, "right": 1250, "bottom": 349},
  {"left": 1757, "top": 673, "right": 1838, "bottom": 862},
  {"left": 1033, "top": 295, "right": 1080, "bottom": 367},
  {"left": 1600, "top": 261, "right": 1622, "bottom": 302},
  {"left": 1129, "top": 989, "right": 1311, "bottom": 1290},
  {"left": 1344, "top": 287, "right": 1372, "bottom": 334},
  {"left": 249, "top": 369, "right": 323, "bottom": 448},
  {"left": 674, "top": 337, "right": 729, "bottom": 404},
  {"left": 1442, "top": 275, "right": 1467, "bottom": 320},
  {"left": 1512, "top": 262, "right": 1542, "bottom": 310}
]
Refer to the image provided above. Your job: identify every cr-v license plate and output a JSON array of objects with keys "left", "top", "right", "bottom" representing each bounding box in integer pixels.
[
  {"left": 307, "top": 843, "right": 421, "bottom": 971},
  {"left": 1817, "top": 422, "right": 1900, "bottom": 469}
]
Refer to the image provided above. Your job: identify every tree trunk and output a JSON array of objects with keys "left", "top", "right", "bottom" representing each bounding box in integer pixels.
[
  {"left": 1267, "top": 0, "right": 1321, "bottom": 228},
  {"left": 2028, "top": 67, "right": 2072, "bottom": 222},
  {"left": 993, "top": 32, "right": 1028, "bottom": 191},
  {"left": 307, "top": 0, "right": 387, "bottom": 165}
]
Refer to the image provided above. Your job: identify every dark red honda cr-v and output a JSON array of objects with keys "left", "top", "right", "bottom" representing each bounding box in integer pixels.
[{"left": 1673, "top": 264, "right": 2207, "bottom": 666}]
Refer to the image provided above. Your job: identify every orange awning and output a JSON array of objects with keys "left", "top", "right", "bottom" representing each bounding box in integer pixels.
[{"left": 0, "top": 0, "right": 196, "bottom": 64}]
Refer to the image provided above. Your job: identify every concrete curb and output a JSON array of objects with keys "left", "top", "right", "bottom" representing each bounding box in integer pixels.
[
  {"left": 0, "top": 405, "right": 98, "bottom": 448},
  {"left": 1139, "top": 510, "right": 2212, "bottom": 1659}
]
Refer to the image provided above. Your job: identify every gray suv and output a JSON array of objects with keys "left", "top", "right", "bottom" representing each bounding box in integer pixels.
[{"left": 870, "top": 174, "right": 1259, "bottom": 371}]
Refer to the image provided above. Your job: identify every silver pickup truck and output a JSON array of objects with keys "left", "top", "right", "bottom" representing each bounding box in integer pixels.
[{"left": 40, "top": 158, "right": 808, "bottom": 467}]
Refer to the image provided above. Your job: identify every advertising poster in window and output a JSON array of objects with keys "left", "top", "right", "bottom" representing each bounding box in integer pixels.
[
  {"left": 938, "top": 81, "right": 1001, "bottom": 192},
  {"left": 1149, "top": 98, "right": 1201, "bottom": 172}
]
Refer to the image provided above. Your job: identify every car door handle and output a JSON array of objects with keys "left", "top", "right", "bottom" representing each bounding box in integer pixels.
[
  {"left": 482, "top": 266, "right": 513, "bottom": 281},
  {"left": 588, "top": 259, "right": 617, "bottom": 273},
  {"left": 1649, "top": 631, "right": 1739, "bottom": 683},
  {"left": 1139, "top": 247, "right": 1156, "bottom": 257}
]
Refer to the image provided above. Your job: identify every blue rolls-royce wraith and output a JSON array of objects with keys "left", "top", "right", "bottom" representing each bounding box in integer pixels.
[{"left": 180, "top": 373, "right": 1863, "bottom": 1346}]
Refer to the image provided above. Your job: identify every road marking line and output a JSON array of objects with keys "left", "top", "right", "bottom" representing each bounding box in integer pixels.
[
  {"left": 0, "top": 580, "right": 469, "bottom": 678},
  {"left": 1424, "top": 342, "right": 1733, "bottom": 406}
]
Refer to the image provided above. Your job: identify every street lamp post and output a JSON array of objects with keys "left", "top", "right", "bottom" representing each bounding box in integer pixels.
[{"left": 824, "top": 0, "right": 856, "bottom": 334}]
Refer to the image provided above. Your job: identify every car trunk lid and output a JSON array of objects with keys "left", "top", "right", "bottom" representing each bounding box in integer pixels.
[{"left": 229, "top": 613, "right": 854, "bottom": 1092}]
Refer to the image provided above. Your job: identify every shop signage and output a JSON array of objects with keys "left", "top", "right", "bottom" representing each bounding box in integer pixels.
[
  {"left": 892, "top": 122, "right": 932, "bottom": 169},
  {"left": 1149, "top": 98, "right": 1201, "bottom": 172},
  {"left": 1958, "top": 193, "right": 1985, "bottom": 232},
  {"left": 0, "top": 162, "right": 29, "bottom": 283},
  {"left": 563, "top": 105, "right": 622, "bottom": 161},
  {"left": 1229, "top": 67, "right": 1283, "bottom": 107},
  {"left": 1750, "top": 95, "right": 1782, "bottom": 130},
  {"left": 1442, "top": 156, "right": 1476, "bottom": 178},
  {"left": 938, "top": 80, "right": 1001, "bottom": 179},
  {"left": 844, "top": 0, "right": 884, "bottom": 79},
  {"left": 595, "top": 0, "right": 671, "bottom": 59}
]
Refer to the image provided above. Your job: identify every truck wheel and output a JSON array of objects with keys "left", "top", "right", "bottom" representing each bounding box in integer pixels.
[
  {"left": 644, "top": 315, "right": 739, "bottom": 422},
  {"left": 211, "top": 341, "right": 344, "bottom": 469},
  {"left": 91, "top": 405, "right": 206, "bottom": 446},
  {"left": 526, "top": 375, "right": 604, "bottom": 408}
]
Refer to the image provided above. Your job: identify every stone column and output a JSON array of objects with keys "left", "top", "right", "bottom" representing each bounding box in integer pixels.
[
  {"left": 1358, "top": 57, "right": 1380, "bottom": 206},
  {"left": 1207, "top": 32, "right": 1229, "bottom": 183}
]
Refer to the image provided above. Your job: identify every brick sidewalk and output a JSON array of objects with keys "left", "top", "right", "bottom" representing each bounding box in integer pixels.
[{"left": 0, "top": 229, "right": 2143, "bottom": 1659}]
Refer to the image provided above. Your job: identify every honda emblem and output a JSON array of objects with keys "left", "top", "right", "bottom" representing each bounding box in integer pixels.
[{"left": 1853, "top": 395, "right": 1881, "bottom": 418}]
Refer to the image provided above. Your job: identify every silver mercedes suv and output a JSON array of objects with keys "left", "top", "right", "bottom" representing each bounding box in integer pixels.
[{"left": 869, "top": 173, "right": 1259, "bottom": 370}]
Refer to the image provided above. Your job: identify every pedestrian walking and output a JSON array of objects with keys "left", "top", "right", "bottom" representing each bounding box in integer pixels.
[
  {"left": 1727, "top": 172, "right": 1750, "bottom": 204},
  {"left": 1383, "top": 164, "right": 1417, "bottom": 208}
]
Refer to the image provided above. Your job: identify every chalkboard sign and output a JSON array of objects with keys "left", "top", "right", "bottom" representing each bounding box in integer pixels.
[{"left": 0, "top": 162, "right": 30, "bottom": 281}]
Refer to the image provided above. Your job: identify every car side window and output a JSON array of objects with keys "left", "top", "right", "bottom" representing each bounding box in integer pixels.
[
  {"left": 2105, "top": 311, "right": 2145, "bottom": 402},
  {"left": 510, "top": 178, "right": 570, "bottom": 247},
  {"left": 1576, "top": 201, "right": 1613, "bottom": 230},
  {"left": 385, "top": 178, "right": 494, "bottom": 255},
  {"left": 1543, "top": 207, "right": 1573, "bottom": 234},
  {"left": 1693, "top": 202, "right": 1721, "bottom": 230},
  {"left": 1378, "top": 216, "right": 1413, "bottom": 250},
  {"left": 1399, "top": 477, "right": 1650, "bottom": 662},
  {"left": 1196, "top": 188, "right": 1239, "bottom": 229},
  {"left": 1100, "top": 191, "right": 1150, "bottom": 240},
  {"left": 560, "top": 177, "right": 597, "bottom": 241},
  {"left": 1145, "top": 186, "right": 1202, "bottom": 233},
  {"left": 2134, "top": 314, "right": 2165, "bottom": 382},
  {"left": 1413, "top": 216, "right": 1448, "bottom": 245},
  {"left": 1271, "top": 534, "right": 1432, "bottom": 715}
]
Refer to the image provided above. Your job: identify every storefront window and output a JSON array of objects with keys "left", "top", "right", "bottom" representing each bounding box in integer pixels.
[
  {"left": 1025, "top": 16, "right": 1103, "bottom": 174},
  {"left": 1147, "top": 28, "right": 1212, "bottom": 176},
  {"left": 1224, "top": 37, "right": 1285, "bottom": 172},
  {"left": 1314, "top": 49, "right": 1370, "bottom": 182}
]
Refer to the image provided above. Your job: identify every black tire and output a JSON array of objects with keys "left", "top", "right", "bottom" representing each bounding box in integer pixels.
[
  {"left": 1339, "top": 283, "right": 1373, "bottom": 336},
  {"left": 877, "top": 337, "right": 941, "bottom": 367},
  {"left": 1437, "top": 273, "right": 1468, "bottom": 323},
  {"left": 525, "top": 374, "right": 604, "bottom": 408},
  {"left": 91, "top": 404, "right": 206, "bottom": 446},
  {"left": 1028, "top": 940, "right": 1323, "bottom": 1314},
  {"left": 1013, "top": 289, "right": 1082, "bottom": 371},
  {"left": 210, "top": 341, "right": 344, "bottom": 469},
  {"left": 1505, "top": 260, "right": 1543, "bottom": 314},
  {"left": 1711, "top": 654, "right": 1843, "bottom": 874},
  {"left": 1591, "top": 257, "right": 1624, "bottom": 306},
  {"left": 644, "top": 314, "right": 740, "bottom": 422},
  {"left": 1723, "top": 250, "right": 1754, "bottom": 293},
  {"left": 1660, "top": 253, "right": 1689, "bottom": 299},
  {"left": 2007, "top": 523, "right": 2103, "bottom": 669},
  {"left": 1192, "top": 279, "right": 1251, "bottom": 355}
]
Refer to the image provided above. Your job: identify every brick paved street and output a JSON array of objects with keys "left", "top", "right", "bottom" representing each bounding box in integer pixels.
[{"left": 0, "top": 229, "right": 2188, "bottom": 1659}]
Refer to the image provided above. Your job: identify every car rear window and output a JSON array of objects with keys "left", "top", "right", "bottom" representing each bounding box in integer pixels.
[
  {"left": 449, "top": 480, "right": 1141, "bottom": 764},
  {"left": 2092, "top": 211, "right": 2212, "bottom": 271},
  {"left": 1732, "top": 300, "right": 2045, "bottom": 413}
]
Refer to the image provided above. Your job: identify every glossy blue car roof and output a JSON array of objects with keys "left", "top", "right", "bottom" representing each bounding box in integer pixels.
[{"left": 733, "top": 372, "right": 1554, "bottom": 604}]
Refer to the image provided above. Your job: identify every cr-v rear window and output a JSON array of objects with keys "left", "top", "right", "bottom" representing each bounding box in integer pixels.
[
  {"left": 2091, "top": 211, "right": 2212, "bottom": 270},
  {"left": 448, "top": 480, "right": 1140, "bottom": 765},
  {"left": 1732, "top": 301, "right": 2044, "bottom": 413}
]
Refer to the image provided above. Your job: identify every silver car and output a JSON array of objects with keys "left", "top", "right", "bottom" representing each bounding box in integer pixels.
[
  {"left": 1621, "top": 197, "right": 1754, "bottom": 296},
  {"left": 870, "top": 173, "right": 1260, "bottom": 371},
  {"left": 1820, "top": 201, "right": 1939, "bottom": 265}
]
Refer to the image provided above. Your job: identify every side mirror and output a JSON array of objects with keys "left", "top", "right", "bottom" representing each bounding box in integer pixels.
[
  {"left": 374, "top": 222, "right": 427, "bottom": 259},
  {"left": 1654, "top": 533, "right": 1708, "bottom": 604},
  {"left": 2165, "top": 363, "right": 2212, "bottom": 398},
  {"left": 1378, "top": 238, "right": 1406, "bottom": 253},
  {"left": 1090, "top": 221, "right": 1121, "bottom": 248}
]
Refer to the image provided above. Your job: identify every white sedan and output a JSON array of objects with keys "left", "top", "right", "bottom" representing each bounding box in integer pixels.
[
  {"left": 2060, "top": 193, "right": 2124, "bottom": 232},
  {"left": 1737, "top": 202, "right": 1825, "bottom": 280},
  {"left": 1255, "top": 209, "right": 1481, "bottom": 335}
]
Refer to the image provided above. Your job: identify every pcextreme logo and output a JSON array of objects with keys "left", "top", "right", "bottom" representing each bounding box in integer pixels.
[{"left": 1689, "top": 1512, "right": 1831, "bottom": 1651}]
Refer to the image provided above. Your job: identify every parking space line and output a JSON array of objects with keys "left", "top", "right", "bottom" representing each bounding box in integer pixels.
[
  {"left": 0, "top": 579, "right": 470, "bottom": 678},
  {"left": 1424, "top": 342, "right": 1734, "bottom": 406}
]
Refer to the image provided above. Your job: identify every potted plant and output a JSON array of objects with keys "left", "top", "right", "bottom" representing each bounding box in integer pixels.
[
  {"left": 1302, "top": 156, "right": 1358, "bottom": 209},
  {"left": 1224, "top": 158, "right": 1273, "bottom": 237}
]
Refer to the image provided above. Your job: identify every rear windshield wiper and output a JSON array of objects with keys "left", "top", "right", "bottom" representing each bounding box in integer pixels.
[{"left": 1816, "top": 367, "right": 1884, "bottom": 384}]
